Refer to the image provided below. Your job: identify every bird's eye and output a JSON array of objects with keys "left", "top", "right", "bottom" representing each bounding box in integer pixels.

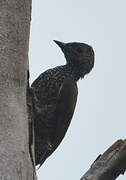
[{"left": 76, "top": 47, "right": 83, "bottom": 53}]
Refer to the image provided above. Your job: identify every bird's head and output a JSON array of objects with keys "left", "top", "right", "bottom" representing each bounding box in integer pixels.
[{"left": 54, "top": 40, "right": 95, "bottom": 78}]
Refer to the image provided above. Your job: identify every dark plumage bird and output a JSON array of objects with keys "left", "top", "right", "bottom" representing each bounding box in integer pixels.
[{"left": 31, "top": 40, "right": 94, "bottom": 168}]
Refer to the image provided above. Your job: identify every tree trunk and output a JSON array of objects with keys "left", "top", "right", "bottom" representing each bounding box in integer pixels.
[{"left": 0, "top": 0, "right": 36, "bottom": 179}]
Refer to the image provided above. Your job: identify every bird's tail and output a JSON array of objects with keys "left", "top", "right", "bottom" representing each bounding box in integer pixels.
[{"left": 37, "top": 142, "right": 52, "bottom": 169}]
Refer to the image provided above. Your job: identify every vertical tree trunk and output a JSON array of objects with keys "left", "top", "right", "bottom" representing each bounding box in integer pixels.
[{"left": 0, "top": 0, "right": 36, "bottom": 179}]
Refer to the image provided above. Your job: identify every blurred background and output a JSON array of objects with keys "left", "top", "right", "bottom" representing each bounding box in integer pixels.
[{"left": 29, "top": 0, "right": 126, "bottom": 179}]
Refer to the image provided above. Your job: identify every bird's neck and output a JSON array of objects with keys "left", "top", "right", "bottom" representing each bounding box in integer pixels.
[{"left": 62, "top": 64, "right": 85, "bottom": 82}]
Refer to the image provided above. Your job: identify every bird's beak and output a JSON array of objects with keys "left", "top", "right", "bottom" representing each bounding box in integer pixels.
[{"left": 53, "top": 40, "right": 67, "bottom": 51}]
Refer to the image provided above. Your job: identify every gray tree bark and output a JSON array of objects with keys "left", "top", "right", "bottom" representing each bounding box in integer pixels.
[
  {"left": 0, "top": 0, "right": 36, "bottom": 179},
  {"left": 81, "top": 140, "right": 126, "bottom": 180}
]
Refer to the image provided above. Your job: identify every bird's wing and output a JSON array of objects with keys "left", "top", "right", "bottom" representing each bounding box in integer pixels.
[{"left": 52, "top": 77, "right": 78, "bottom": 152}]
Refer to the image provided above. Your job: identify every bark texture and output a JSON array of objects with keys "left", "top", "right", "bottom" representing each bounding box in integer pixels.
[
  {"left": 0, "top": 0, "right": 36, "bottom": 179},
  {"left": 81, "top": 140, "right": 126, "bottom": 180}
]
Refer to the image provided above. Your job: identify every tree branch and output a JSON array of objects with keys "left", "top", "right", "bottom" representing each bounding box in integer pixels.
[{"left": 81, "top": 139, "right": 126, "bottom": 180}]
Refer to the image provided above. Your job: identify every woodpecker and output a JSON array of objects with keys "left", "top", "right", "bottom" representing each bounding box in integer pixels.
[{"left": 31, "top": 40, "right": 95, "bottom": 168}]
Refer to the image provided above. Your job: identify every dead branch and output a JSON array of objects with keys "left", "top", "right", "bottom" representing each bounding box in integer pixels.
[{"left": 81, "top": 139, "right": 126, "bottom": 180}]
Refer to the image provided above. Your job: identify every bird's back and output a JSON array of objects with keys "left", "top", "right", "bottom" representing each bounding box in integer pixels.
[{"left": 31, "top": 66, "right": 78, "bottom": 166}]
